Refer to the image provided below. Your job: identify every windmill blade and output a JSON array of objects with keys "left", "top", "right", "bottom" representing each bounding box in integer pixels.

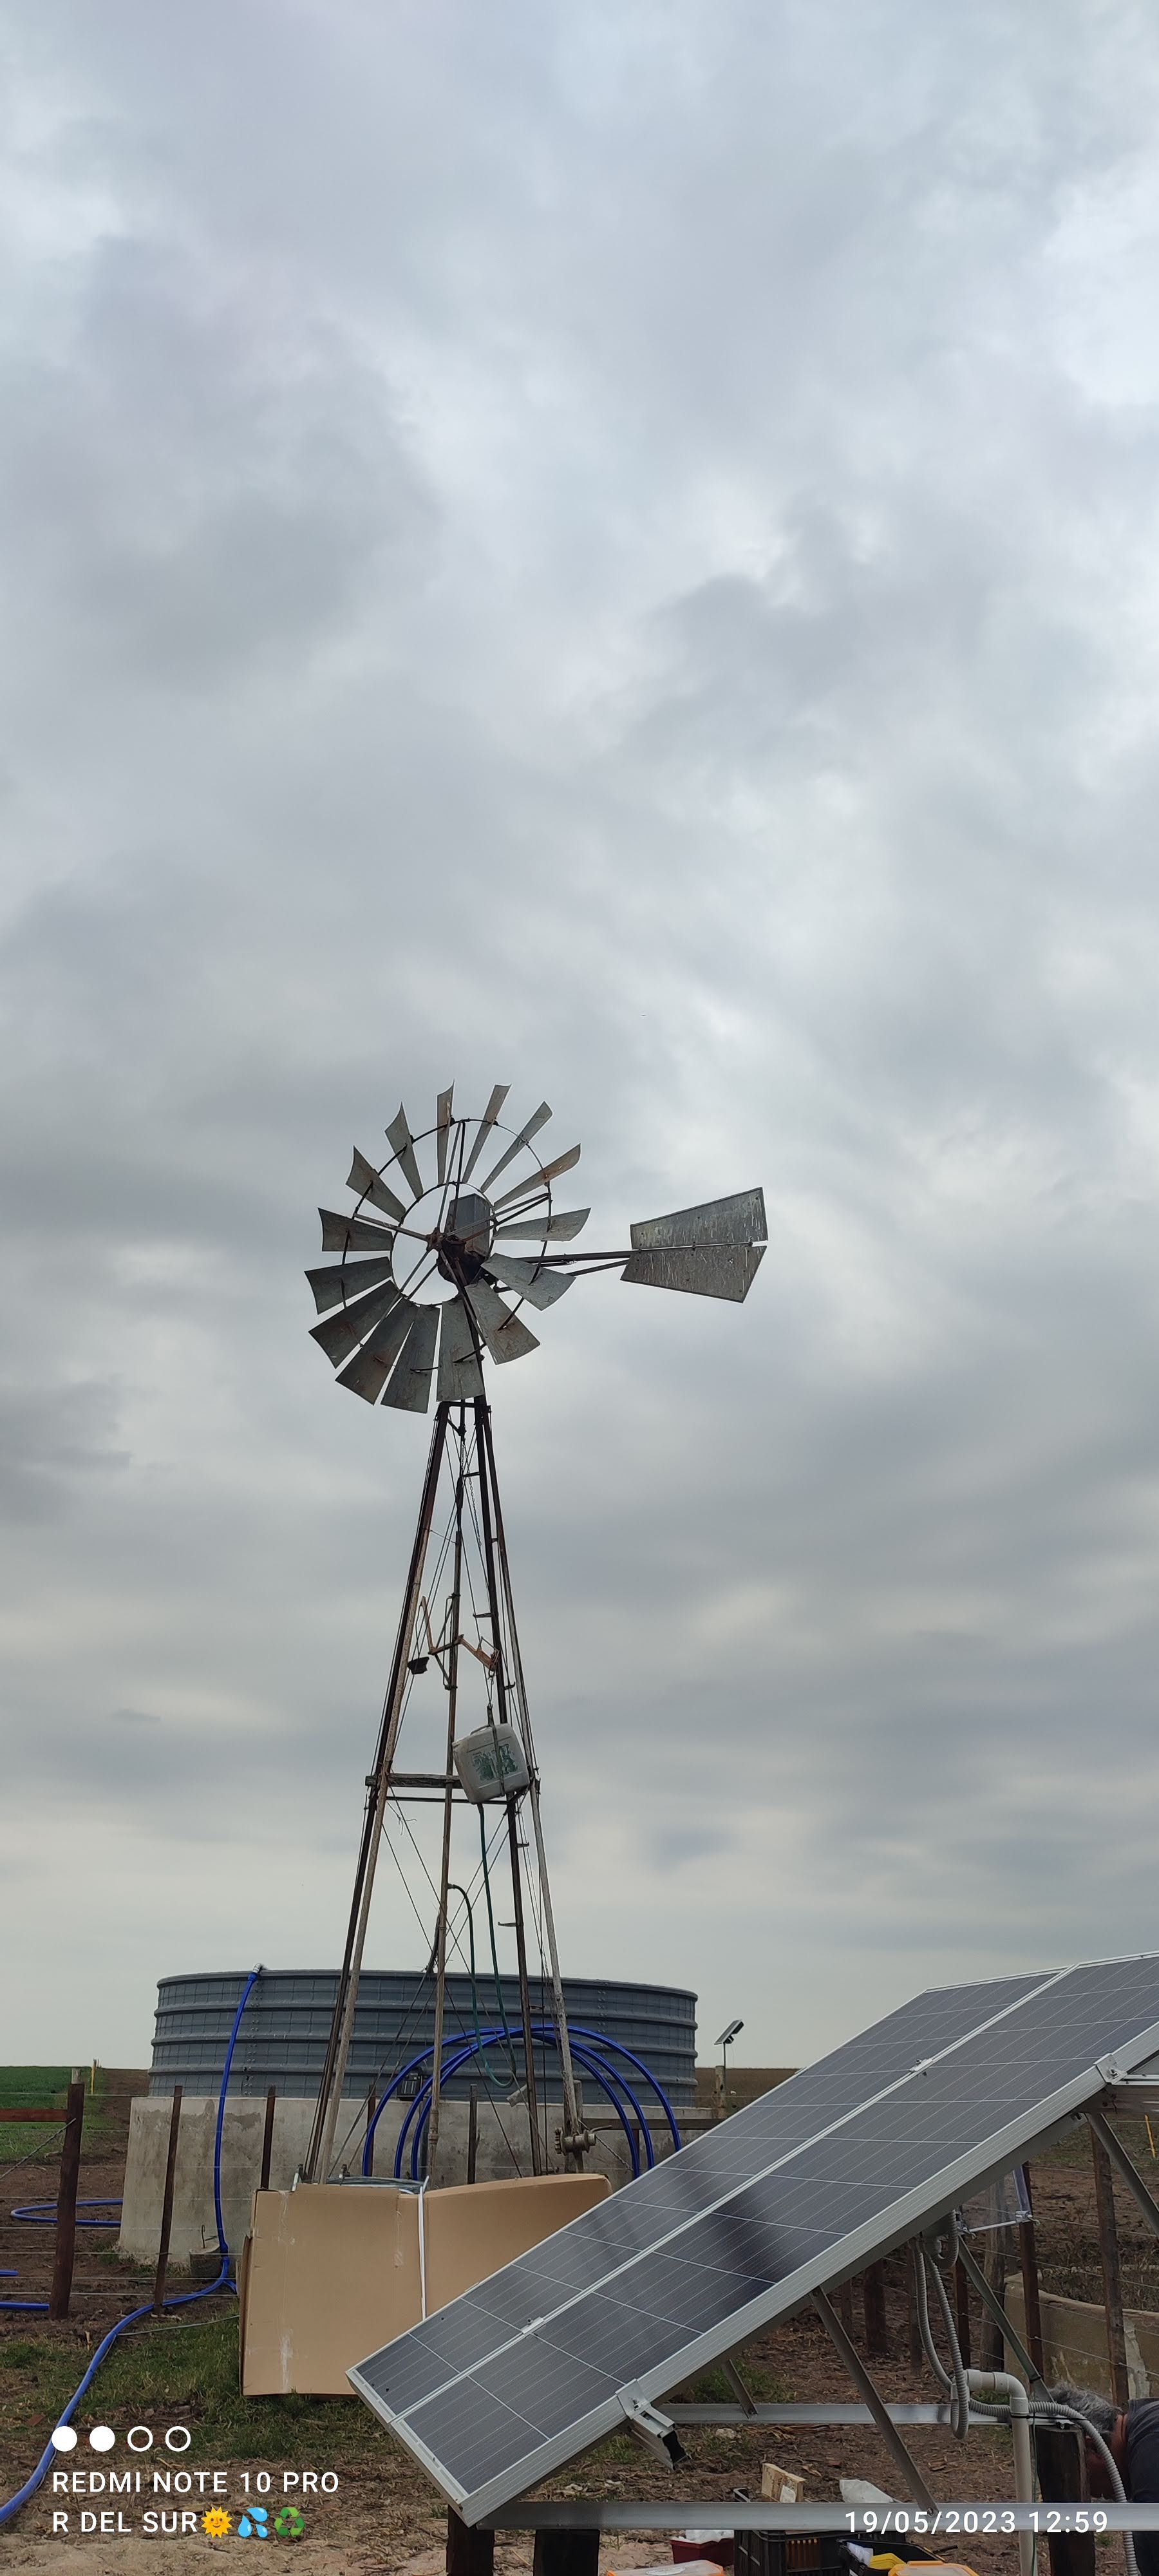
[
  {"left": 337, "top": 1298, "right": 418, "bottom": 1403},
  {"left": 385, "top": 1105, "right": 425, "bottom": 1203},
  {"left": 484, "top": 1251, "right": 574, "bottom": 1310},
  {"left": 306, "top": 1253, "right": 396, "bottom": 1314},
  {"left": 463, "top": 1278, "right": 540, "bottom": 1365},
  {"left": 490, "top": 1142, "right": 581, "bottom": 1212},
  {"left": 621, "top": 1244, "right": 766, "bottom": 1302},
  {"left": 319, "top": 1208, "right": 396, "bottom": 1255},
  {"left": 628, "top": 1187, "right": 767, "bottom": 1253},
  {"left": 621, "top": 1188, "right": 768, "bottom": 1303},
  {"left": 347, "top": 1149, "right": 406, "bottom": 1224},
  {"left": 435, "top": 1086, "right": 455, "bottom": 1184},
  {"left": 461, "top": 1083, "right": 510, "bottom": 1182},
  {"left": 495, "top": 1206, "right": 590, "bottom": 1242},
  {"left": 310, "top": 1280, "right": 402, "bottom": 1366},
  {"left": 437, "top": 1296, "right": 485, "bottom": 1403},
  {"left": 479, "top": 1101, "right": 552, "bottom": 1191},
  {"left": 381, "top": 1303, "right": 438, "bottom": 1412}
]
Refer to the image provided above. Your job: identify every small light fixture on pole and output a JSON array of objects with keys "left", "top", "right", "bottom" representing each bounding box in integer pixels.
[{"left": 715, "top": 2018, "right": 743, "bottom": 2111}]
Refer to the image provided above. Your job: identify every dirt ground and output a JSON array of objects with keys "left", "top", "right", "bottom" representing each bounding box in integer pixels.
[{"left": 3, "top": 2119, "right": 1155, "bottom": 2575}]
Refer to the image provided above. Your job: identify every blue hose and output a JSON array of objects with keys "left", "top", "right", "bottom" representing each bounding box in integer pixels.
[
  {"left": 213, "top": 1968, "right": 263, "bottom": 2268},
  {"left": 362, "top": 2020, "right": 681, "bottom": 2178},
  {"left": 403, "top": 2031, "right": 654, "bottom": 2179},
  {"left": 0, "top": 1966, "right": 263, "bottom": 2530},
  {"left": 10, "top": 2201, "right": 122, "bottom": 2228}
]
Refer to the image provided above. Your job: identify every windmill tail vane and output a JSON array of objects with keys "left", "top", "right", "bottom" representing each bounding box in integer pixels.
[{"left": 306, "top": 1083, "right": 767, "bottom": 1411}]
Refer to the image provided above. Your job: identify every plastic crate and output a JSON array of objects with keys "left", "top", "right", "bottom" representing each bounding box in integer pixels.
[{"left": 733, "top": 2537, "right": 849, "bottom": 2576}]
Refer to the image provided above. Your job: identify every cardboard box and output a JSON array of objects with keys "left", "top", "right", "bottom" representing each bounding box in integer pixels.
[{"left": 239, "top": 2170, "right": 611, "bottom": 2394}]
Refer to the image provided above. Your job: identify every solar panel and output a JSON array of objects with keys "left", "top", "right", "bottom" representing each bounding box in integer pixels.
[{"left": 349, "top": 1953, "right": 1159, "bottom": 2521}]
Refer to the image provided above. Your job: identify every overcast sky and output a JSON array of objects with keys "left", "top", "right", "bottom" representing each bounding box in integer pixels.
[{"left": 5, "top": 1, "right": 1159, "bottom": 2079}]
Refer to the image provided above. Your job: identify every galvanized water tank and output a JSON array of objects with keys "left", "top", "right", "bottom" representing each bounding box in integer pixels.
[{"left": 149, "top": 1969, "right": 697, "bottom": 2104}]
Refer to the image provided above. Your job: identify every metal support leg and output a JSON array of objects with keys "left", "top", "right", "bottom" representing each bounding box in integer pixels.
[
  {"left": 811, "top": 2289, "right": 936, "bottom": 2510},
  {"left": 1087, "top": 2108, "right": 1159, "bottom": 2241},
  {"left": 957, "top": 2237, "right": 1046, "bottom": 2389},
  {"left": 722, "top": 2355, "right": 758, "bottom": 2414}
]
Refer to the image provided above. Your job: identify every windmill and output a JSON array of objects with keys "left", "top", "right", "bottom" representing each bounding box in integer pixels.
[{"left": 301, "top": 1084, "right": 766, "bottom": 2187}]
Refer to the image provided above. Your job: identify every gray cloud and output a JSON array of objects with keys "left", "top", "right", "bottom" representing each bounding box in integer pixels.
[{"left": 3, "top": 0, "right": 1159, "bottom": 2075}]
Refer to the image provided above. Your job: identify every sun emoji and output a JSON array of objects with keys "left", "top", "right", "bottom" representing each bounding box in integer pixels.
[{"left": 202, "top": 2508, "right": 232, "bottom": 2537}]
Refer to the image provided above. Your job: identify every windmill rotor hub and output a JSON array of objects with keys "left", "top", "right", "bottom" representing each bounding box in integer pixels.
[{"left": 433, "top": 1189, "right": 493, "bottom": 1285}]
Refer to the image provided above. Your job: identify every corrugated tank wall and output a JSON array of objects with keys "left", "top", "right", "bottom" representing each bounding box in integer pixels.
[{"left": 149, "top": 1969, "right": 697, "bottom": 2103}]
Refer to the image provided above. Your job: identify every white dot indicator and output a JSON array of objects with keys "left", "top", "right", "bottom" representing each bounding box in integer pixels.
[
  {"left": 89, "top": 2426, "right": 116, "bottom": 2452},
  {"left": 50, "top": 2426, "right": 78, "bottom": 2453}
]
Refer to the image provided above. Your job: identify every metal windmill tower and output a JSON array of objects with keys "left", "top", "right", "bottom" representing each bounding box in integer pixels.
[{"left": 301, "top": 1084, "right": 766, "bottom": 2187}]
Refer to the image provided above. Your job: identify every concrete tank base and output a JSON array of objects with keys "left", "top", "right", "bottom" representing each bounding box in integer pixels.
[{"left": 117, "top": 2094, "right": 651, "bottom": 2268}]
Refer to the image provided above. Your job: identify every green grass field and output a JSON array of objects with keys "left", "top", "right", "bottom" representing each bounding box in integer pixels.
[
  {"left": 0, "top": 2304, "right": 792, "bottom": 2476},
  {"left": 0, "top": 2067, "right": 118, "bottom": 2165},
  {"left": 0, "top": 2070, "right": 73, "bottom": 2109},
  {"left": 0, "top": 2311, "right": 402, "bottom": 2467}
]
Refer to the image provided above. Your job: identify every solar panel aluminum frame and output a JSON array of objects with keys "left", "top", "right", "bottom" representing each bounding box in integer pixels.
[{"left": 348, "top": 1975, "right": 1159, "bottom": 2524}]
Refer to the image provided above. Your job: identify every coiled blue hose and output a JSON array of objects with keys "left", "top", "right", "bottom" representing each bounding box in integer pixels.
[
  {"left": 402, "top": 2032, "right": 655, "bottom": 2179},
  {"left": 362, "top": 2020, "right": 681, "bottom": 2179},
  {"left": 0, "top": 1967, "right": 262, "bottom": 2531}
]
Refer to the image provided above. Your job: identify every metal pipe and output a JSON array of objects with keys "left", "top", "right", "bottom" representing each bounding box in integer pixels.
[
  {"left": 666, "top": 2402, "right": 956, "bottom": 2424},
  {"left": 966, "top": 2372, "right": 1035, "bottom": 2576},
  {"left": 811, "top": 2287, "right": 936, "bottom": 2510}
]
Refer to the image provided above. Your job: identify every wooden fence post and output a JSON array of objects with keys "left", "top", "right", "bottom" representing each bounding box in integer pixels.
[
  {"left": 49, "top": 2081, "right": 86, "bottom": 2320},
  {"left": 533, "top": 2535, "right": 599, "bottom": 2576},
  {"left": 1090, "top": 2126, "right": 1131, "bottom": 2409},
  {"left": 979, "top": 2228, "right": 1007, "bottom": 2371},
  {"left": 1033, "top": 2422, "right": 1096, "bottom": 2576},
  {"left": 447, "top": 2507, "right": 494, "bottom": 2575},
  {"left": 153, "top": 2086, "right": 183, "bottom": 2315},
  {"left": 953, "top": 2257, "right": 972, "bottom": 2367},
  {"left": 863, "top": 2260, "right": 889, "bottom": 2358},
  {"left": 1018, "top": 2164, "right": 1046, "bottom": 2377}
]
